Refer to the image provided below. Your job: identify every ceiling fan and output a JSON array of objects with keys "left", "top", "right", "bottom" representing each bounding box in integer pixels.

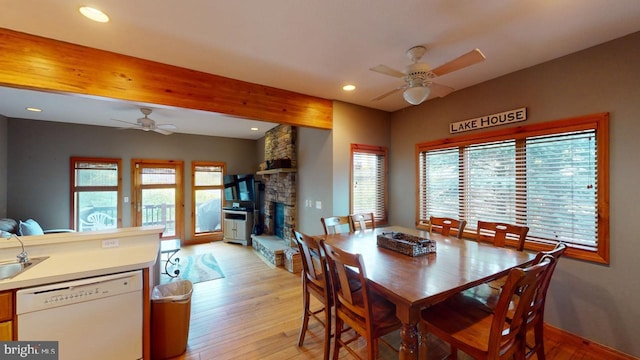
[
  {"left": 370, "top": 45, "right": 486, "bottom": 105},
  {"left": 113, "top": 108, "right": 177, "bottom": 135}
]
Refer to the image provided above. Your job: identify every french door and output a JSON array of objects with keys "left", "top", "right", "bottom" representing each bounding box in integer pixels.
[{"left": 131, "top": 159, "right": 184, "bottom": 240}]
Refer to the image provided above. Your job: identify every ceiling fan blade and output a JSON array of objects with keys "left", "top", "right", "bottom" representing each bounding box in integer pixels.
[
  {"left": 111, "top": 118, "right": 138, "bottom": 126},
  {"left": 371, "top": 85, "right": 408, "bottom": 101},
  {"left": 429, "top": 82, "right": 455, "bottom": 98},
  {"left": 153, "top": 128, "right": 173, "bottom": 135},
  {"left": 156, "top": 124, "right": 177, "bottom": 130},
  {"left": 370, "top": 64, "right": 405, "bottom": 78},
  {"left": 430, "top": 49, "right": 486, "bottom": 77}
]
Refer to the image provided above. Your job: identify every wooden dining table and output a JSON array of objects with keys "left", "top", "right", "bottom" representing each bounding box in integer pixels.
[{"left": 320, "top": 226, "right": 536, "bottom": 360}]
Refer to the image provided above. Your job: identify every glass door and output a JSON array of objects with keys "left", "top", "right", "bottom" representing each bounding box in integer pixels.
[{"left": 132, "top": 159, "right": 184, "bottom": 240}]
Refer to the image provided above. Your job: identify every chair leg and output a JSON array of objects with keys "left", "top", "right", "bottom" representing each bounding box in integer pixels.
[
  {"left": 323, "top": 302, "right": 331, "bottom": 360},
  {"left": 332, "top": 317, "right": 344, "bottom": 360},
  {"left": 367, "top": 337, "right": 377, "bottom": 360},
  {"left": 534, "top": 321, "right": 546, "bottom": 360},
  {"left": 298, "top": 286, "right": 311, "bottom": 347}
]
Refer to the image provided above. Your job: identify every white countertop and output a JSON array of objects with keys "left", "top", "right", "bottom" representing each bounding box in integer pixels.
[{"left": 0, "top": 226, "right": 162, "bottom": 291}]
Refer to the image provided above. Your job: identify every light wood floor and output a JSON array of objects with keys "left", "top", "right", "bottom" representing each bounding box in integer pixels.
[{"left": 163, "top": 241, "right": 614, "bottom": 360}]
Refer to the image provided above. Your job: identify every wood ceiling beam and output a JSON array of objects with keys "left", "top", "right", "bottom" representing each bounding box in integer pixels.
[{"left": 0, "top": 28, "right": 332, "bottom": 129}]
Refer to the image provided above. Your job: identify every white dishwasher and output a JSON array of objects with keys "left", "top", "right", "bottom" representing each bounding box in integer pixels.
[{"left": 16, "top": 270, "right": 143, "bottom": 360}]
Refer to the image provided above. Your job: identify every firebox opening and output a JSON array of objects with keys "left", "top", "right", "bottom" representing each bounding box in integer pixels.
[{"left": 274, "top": 202, "right": 285, "bottom": 239}]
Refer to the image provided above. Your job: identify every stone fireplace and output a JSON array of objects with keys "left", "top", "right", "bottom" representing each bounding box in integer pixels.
[{"left": 256, "top": 125, "right": 297, "bottom": 246}]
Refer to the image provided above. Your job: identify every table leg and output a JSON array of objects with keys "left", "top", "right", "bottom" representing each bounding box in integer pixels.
[
  {"left": 399, "top": 322, "right": 419, "bottom": 360},
  {"left": 393, "top": 303, "right": 420, "bottom": 360}
]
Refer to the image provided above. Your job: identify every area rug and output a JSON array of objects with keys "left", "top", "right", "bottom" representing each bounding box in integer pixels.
[{"left": 161, "top": 252, "right": 224, "bottom": 284}]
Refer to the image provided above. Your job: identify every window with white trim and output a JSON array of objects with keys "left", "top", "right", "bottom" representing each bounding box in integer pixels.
[
  {"left": 351, "top": 144, "right": 388, "bottom": 226},
  {"left": 416, "top": 113, "right": 609, "bottom": 263}
]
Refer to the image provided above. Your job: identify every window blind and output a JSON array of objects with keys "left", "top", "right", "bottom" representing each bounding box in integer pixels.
[
  {"left": 352, "top": 148, "right": 387, "bottom": 222},
  {"left": 419, "top": 129, "right": 598, "bottom": 251}
]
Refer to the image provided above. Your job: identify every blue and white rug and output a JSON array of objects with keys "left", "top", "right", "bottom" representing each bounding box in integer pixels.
[{"left": 161, "top": 252, "right": 224, "bottom": 284}]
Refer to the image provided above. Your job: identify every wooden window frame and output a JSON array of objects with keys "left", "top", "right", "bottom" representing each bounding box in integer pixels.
[
  {"left": 131, "top": 159, "right": 184, "bottom": 241},
  {"left": 415, "top": 113, "right": 609, "bottom": 264},
  {"left": 350, "top": 144, "right": 389, "bottom": 226},
  {"left": 69, "top": 157, "right": 122, "bottom": 231},
  {"left": 190, "top": 161, "right": 226, "bottom": 243}
]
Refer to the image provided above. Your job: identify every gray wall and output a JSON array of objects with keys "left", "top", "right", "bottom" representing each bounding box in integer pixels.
[
  {"left": 0, "top": 114, "right": 7, "bottom": 217},
  {"left": 296, "top": 126, "right": 332, "bottom": 235},
  {"left": 6, "top": 119, "right": 257, "bottom": 238},
  {"left": 389, "top": 31, "right": 640, "bottom": 356},
  {"left": 295, "top": 101, "right": 390, "bottom": 235}
]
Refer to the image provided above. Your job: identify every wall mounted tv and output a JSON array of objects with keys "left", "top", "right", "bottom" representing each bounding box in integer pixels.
[{"left": 223, "top": 174, "right": 255, "bottom": 202}]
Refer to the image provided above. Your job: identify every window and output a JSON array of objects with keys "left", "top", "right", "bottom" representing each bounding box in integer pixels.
[
  {"left": 191, "top": 162, "right": 225, "bottom": 242},
  {"left": 132, "top": 159, "right": 184, "bottom": 240},
  {"left": 417, "top": 113, "right": 609, "bottom": 263},
  {"left": 70, "top": 157, "right": 122, "bottom": 231},
  {"left": 351, "top": 144, "right": 388, "bottom": 225}
]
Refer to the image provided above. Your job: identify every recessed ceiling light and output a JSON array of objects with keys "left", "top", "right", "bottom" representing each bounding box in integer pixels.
[
  {"left": 25, "top": 107, "right": 42, "bottom": 112},
  {"left": 79, "top": 6, "right": 110, "bottom": 23},
  {"left": 342, "top": 84, "right": 356, "bottom": 91},
  {"left": 250, "top": 127, "right": 259, "bottom": 131}
]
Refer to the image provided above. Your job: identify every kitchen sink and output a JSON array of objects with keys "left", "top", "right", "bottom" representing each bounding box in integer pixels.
[{"left": 0, "top": 256, "right": 49, "bottom": 280}]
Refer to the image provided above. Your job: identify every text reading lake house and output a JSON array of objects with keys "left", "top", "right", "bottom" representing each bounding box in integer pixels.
[{"left": 450, "top": 107, "right": 527, "bottom": 134}]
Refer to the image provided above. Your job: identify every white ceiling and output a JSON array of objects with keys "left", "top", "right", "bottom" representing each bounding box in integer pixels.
[{"left": 1, "top": 1, "right": 639, "bottom": 139}]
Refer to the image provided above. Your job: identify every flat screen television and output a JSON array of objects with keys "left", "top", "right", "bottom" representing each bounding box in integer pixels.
[{"left": 223, "top": 174, "right": 255, "bottom": 202}]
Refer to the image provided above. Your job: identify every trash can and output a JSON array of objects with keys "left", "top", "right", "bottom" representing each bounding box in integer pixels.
[{"left": 151, "top": 279, "right": 193, "bottom": 360}]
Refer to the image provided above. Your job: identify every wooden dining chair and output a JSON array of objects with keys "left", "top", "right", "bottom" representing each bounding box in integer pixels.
[
  {"left": 320, "top": 240, "right": 401, "bottom": 360},
  {"left": 420, "top": 256, "right": 553, "bottom": 360},
  {"left": 476, "top": 221, "right": 529, "bottom": 251},
  {"left": 429, "top": 216, "right": 467, "bottom": 239},
  {"left": 523, "top": 243, "right": 567, "bottom": 359},
  {"left": 321, "top": 216, "right": 354, "bottom": 235},
  {"left": 292, "top": 229, "right": 332, "bottom": 360},
  {"left": 349, "top": 213, "right": 375, "bottom": 231},
  {"left": 459, "top": 243, "right": 567, "bottom": 359}
]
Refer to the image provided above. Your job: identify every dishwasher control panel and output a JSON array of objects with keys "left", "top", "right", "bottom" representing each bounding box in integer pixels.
[{"left": 16, "top": 270, "right": 143, "bottom": 314}]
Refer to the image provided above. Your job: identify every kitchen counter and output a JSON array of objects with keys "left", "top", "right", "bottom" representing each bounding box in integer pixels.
[{"left": 0, "top": 226, "right": 162, "bottom": 291}]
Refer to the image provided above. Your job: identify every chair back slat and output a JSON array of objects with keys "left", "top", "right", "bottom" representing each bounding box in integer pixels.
[
  {"left": 349, "top": 213, "right": 375, "bottom": 231},
  {"left": 429, "top": 216, "right": 467, "bottom": 239},
  {"left": 321, "top": 241, "right": 369, "bottom": 324},
  {"left": 477, "top": 221, "right": 529, "bottom": 251},
  {"left": 321, "top": 216, "right": 354, "bottom": 235},
  {"left": 293, "top": 230, "right": 326, "bottom": 288}
]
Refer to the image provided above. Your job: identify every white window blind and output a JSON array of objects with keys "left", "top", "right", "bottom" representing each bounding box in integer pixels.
[
  {"left": 352, "top": 145, "right": 387, "bottom": 223},
  {"left": 418, "top": 147, "right": 460, "bottom": 221},
  {"left": 419, "top": 129, "right": 599, "bottom": 251}
]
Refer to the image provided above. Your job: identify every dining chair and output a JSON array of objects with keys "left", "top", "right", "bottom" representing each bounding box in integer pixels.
[
  {"left": 292, "top": 229, "right": 332, "bottom": 360},
  {"left": 321, "top": 216, "right": 354, "bottom": 235},
  {"left": 461, "top": 243, "right": 566, "bottom": 359},
  {"left": 320, "top": 240, "right": 401, "bottom": 360},
  {"left": 523, "top": 243, "right": 567, "bottom": 359},
  {"left": 420, "top": 256, "right": 553, "bottom": 360},
  {"left": 349, "top": 213, "right": 375, "bottom": 231},
  {"left": 429, "top": 216, "right": 467, "bottom": 239},
  {"left": 476, "top": 221, "right": 529, "bottom": 251}
]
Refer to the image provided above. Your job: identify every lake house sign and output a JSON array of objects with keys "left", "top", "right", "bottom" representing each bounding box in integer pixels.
[{"left": 450, "top": 107, "right": 527, "bottom": 134}]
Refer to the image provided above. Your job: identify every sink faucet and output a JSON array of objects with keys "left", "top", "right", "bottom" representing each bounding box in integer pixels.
[{"left": 9, "top": 234, "right": 29, "bottom": 263}]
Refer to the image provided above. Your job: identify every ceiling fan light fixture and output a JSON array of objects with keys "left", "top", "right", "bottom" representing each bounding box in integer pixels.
[
  {"left": 79, "top": 6, "right": 110, "bottom": 23},
  {"left": 403, "top": 85, "right": 430, "bottom": 105}
]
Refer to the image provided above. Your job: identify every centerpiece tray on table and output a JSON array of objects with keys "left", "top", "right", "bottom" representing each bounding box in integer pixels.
[{"left": 377, "top": 231, "right": 436, "bottom": 256}]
